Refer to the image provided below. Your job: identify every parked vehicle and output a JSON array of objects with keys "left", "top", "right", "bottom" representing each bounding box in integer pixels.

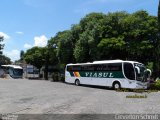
[
  {"left": 1, "top": 65, "right": 23, "bottom": 78},
  {"left": 65, "top": 60, "right": 151, "bottom": 89}
]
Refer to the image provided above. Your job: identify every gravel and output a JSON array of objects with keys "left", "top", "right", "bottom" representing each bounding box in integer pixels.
[{"left": 0, "top": 78, "right": 159, "bottom": 114}]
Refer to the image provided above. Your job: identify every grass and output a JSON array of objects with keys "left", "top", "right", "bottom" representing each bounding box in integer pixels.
[{"left": 149, "top": 80, "right": 160, "bottom": 90}]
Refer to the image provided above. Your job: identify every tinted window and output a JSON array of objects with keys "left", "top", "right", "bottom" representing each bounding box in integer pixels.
[
  {"left": 67, "top": 65, "right": 81, "bottom": 71},
  {"left": 67, "top": 65, "right": 94, "bottom": 71},
  {"left": 13, "top": 69, "right": 23, "bottom": 76},
  {"left": 123, "top": 63, "right": 135, "bottom": 80},
  {"left": 67, "top": 63, "right": 122, "bottom": 71},
  {"left": 94, "top": 63, "right": 122, "bottom": 71},
  {"left": 81, "top": 65, "right": 94, "bottom": 71}
]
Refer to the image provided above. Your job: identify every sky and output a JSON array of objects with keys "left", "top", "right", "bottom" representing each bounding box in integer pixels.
[{"left": 0, "top": 0, "right": 159, "bottom": 61}]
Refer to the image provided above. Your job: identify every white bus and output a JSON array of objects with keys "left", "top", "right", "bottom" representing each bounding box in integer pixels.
[
  {"left": 65, "top": 60, "right": 151, "bottom": 89},
  {"left": 24, "top": 65, "right": 39, "bottom": 79},
  {"left": 1, "top": 65, "right": 23, "bottom": 78}
]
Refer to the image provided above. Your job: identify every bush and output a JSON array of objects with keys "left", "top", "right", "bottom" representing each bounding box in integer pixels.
[
  {"left": 51, "top": 72, "right": 65, "bottom": 82},
  {"left": 60, "top": 74, "right": 65, "bottom": 82},
  {"left": 149, "top": 80, "right": 160, "bottom": 90},
  {"left": 52, "top": 72, "right": 59, "bottom": 82}
]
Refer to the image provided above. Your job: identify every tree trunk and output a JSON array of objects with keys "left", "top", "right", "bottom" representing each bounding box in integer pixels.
[{"left": 44, "top": 52, "right": 49, "bottom": 80}]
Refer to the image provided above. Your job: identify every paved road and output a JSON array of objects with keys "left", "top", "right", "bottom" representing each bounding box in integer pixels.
[{"left": 0, "top": 78, "right": 159, "bottom": 114}]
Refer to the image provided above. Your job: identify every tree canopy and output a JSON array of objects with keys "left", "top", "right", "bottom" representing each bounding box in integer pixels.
[
  {"left": 0, "top": 54, "right": 11, "bottom": 65},
  {"left": 23, "top": 47, "right": 46, "bottom": 70},
  {"left": 48, "top": 10, "right": 157, "bottom": 64},
  {"left": 24, "top": 10, "right": 159, "bottom": 78}
]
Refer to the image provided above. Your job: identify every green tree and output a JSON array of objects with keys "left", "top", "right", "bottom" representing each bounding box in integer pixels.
[
  {"left": 98, "top": 37, "right": 125, "bottom": 60},
  {"left": 98, "top": 11, "right": 129, "bottom": 60},
  {"left": 121, "top": 11, "right": 155, "bottom": 62},
  {"left": 45, "top": 10, "right": 158, "bottom": 79},
  {"left": 24, "top": 47, "right": 45, "bottom": 72},
  {"left": 52, "top": 31, "right": 74, "bottom": 64},
  {"left": 73, "top": 13, "right": 106, "bottom": 62},
  {"left": 20, "top": 50, "right": 25, "bottom": 61},
  {"left": 0, "top": 54, "right": 11, "bottom": 65},
  {"left": 74, "top": 32, "right": 90, "bottom": 62}
]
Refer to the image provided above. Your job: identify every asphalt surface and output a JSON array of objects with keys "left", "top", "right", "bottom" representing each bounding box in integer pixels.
[{"left": 0, "top": 78, "right": 159, "bottom": 115}]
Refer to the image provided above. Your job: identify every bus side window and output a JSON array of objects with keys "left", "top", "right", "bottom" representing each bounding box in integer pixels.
[
  {"left": 67, "top": 66, "right": 72, "bottom": 71},
  {"left": 67, "top": 65, "right": 81, "bottom": 71},
  {"left": 81, "top": 65, "right": 94, "bottom": 71},
  {"left": 108, "top": 63, "right": 122, "bottom": 71},
  {"left": 123, "top": 63, "right": 135, "bottom": 80}
]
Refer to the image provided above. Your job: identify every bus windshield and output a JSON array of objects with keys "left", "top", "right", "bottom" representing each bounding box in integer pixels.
[
  {"left": 134, "top": 63, "right": 147, "bottom": 81},
  {"left": 13, "top": 68, "right": 23, "bottom": 76}
]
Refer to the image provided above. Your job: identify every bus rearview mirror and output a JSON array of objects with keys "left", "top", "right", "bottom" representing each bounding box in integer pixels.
[{"left": 135, "top": 66, "right": 140, "bottom": 74}]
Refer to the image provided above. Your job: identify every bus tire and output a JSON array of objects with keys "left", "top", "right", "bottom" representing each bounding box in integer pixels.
[
  {"left": 113, "top": 82, "right": 121, "bottom": 90},
  {"left": 75, "top": 79, "right": 80, "bottom": 86}
]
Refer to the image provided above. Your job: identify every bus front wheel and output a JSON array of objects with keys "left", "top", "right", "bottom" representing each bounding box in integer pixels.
[
  {"left": 113, "top": 82, "right": 121, "bottom": 90},
  {"left": 75, "top": 79, "right": 80, "bottom": 86}
]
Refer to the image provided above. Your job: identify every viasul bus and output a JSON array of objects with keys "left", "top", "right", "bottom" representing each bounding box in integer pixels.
[{"left": 65, "top": 60, "right": 151, "bottom": 89}]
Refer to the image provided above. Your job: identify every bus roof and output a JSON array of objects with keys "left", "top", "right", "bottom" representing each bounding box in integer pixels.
[
  {"left": 93, "top": 60, "right": 123, "bottom": 63},
  {"left": 67, "top": 60, "right": 142, "bottom": 66},
  {"left": 1, "top": 65, "right": 23, "bottom": 69}
]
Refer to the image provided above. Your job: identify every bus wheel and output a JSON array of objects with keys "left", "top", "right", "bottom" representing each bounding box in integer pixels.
[
  {"left": 75, "top": 79, "right": 80, "bottom": 86},
  {"left": 113, "top": 82, "right": 121, "bottom": 90}
]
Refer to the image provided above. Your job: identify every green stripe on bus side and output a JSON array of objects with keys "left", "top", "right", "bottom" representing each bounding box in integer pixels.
[{"left": 69, "top": 71, "right": 124, "bottom": 78}]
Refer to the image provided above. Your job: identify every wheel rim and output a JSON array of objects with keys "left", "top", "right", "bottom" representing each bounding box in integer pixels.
[{"left": 115, "top": 84, "right": 120, "bottom": 89}]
